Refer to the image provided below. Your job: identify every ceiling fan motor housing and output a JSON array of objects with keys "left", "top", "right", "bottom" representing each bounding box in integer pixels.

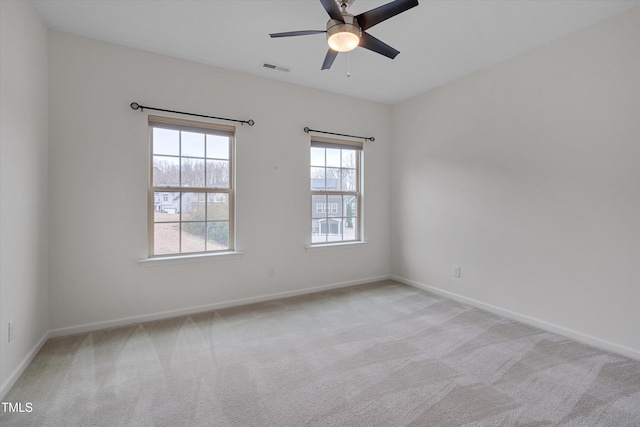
[{"left": 326, "top": 14, "right": 362, "bottom": 52}]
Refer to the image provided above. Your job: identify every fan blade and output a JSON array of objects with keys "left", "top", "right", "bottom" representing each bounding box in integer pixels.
[
  {"left": 321, "top": 49, "right": 339, "bottom": 70},
  {"left": 270, "top": 30, "right": 326, "bottom": 38},
  {"left": 320, "top": 0, "right": 344, "bottom": 22},
  {"left": 359, "top": 32, "right": 400, "bottom": 59},
  {"left": 355, "top": 0, "right": 419, "bottom": 31}
]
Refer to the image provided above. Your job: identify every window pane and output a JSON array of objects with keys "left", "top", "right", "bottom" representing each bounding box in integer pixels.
[
  {"left": 327, "top": 218, "right": 343, "bottom": 242},
  {"left": 154, "top": 223, "right": 179, "bottom": 255},
  {"left": 312, "top": 195, "right": 327, "bottom": 219},
  {"left": 207, "top": 221, "right": 229, "bottom": 250},
  {"left": 345, "top": 196, "right": 357, "bottom": 218},
  {"left": 181, "top": 131, "right": 205, "bottom": 157},
  {"left": 341, "top": 150, "right": 356, "bottom": 168},
  {"left": 311, "top": 219, "right": 327, "bottom": 244},
  {"left": 341, "top": 169, "right": 356, "bottom": 191},
  {"left": 310, "top": 147, "right": 325, "bottom": 167},
  {"left": 154, "top": 192, "right": 180, "bottom": 221},
  {"left": 206, "top": 160, "right": 229, "bottom": 188},
  {"left": 181, "top": 158, "right": 205, "bottom": 187},
  {"left": 207, "top": 193, "right": 229, "bottom": 220},
  {"left": 206, "top": 135, "right": 229, "bottom": 159},
  {"left": 181, "top": 192, "right": 206, "bottom": 222},
  {"left": 153, "top": 156, "right": 179, "bottom": 186},
  {"left": 328, "top": 196, "right": 342, "bottom": 217},
  {"left": 344, "top": 218, "right": 357, "bottom": 241},
  {"left": 181, "top": 222, "right": 206, "bottom": 253},
  {"left": 311, "top": 167, "right": 325, "bottom": 190},
  {"left": 153, "top": 128, "right": 179, "bottom": 156},
  {"left": 325, "top": 168, "right": 341, "bottom": 190},
  {"left": 326, "top": 148, "right": 340, "bottom": 167}
]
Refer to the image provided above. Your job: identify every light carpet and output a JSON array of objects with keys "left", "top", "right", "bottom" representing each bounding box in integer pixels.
[{"left": 2, "top": 280, "right": 639, "bottom": 426}]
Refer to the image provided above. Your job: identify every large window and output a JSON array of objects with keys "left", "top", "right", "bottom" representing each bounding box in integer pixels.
[
  {"left": 310, "top": 137, "right": 362, "bottom": 244},
  {"left": 149, "top": 116, "right": 234, "bottom": 256}
]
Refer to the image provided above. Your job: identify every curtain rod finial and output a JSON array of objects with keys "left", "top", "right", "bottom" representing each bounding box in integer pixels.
[{"left": 130, "top": 102, "right": 140, "bottom": 110}]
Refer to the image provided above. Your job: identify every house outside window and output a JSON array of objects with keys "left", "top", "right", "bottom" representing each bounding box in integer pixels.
[
  {"left": 310, "top": 136, "right": 362, "bottom": 244},
  {"left": 149, "top": 115, "right": 234, "bottom": 256}
]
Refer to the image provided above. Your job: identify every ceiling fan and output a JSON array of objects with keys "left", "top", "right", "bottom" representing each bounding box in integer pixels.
[{"left": 269, "top": 0, "right": 419, "bottom": 70}]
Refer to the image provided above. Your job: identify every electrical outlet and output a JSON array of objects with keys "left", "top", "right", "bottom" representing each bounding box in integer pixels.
[
  {"left": 268, "top": 266, "right": 276, "bottom": 277},
  {"left": 8, "top": 319, "right": 15, "bottom": 343},
  {"left": 453, "top": 265, "right": 461, "bottom": 278}
]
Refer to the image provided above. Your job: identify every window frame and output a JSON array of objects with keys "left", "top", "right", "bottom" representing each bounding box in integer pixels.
[
  {"left": 148, "top": 115, "right": 235, "bottom": 257},
  {"left": 310, "top": 136, "right": 363, "bottom": 245}
]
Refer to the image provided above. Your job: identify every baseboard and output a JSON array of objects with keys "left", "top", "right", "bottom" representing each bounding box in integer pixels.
[
  {"left": 392, "top": 275, "right": 640, "bottom": 362},
  {"left": 49, "top": 275, "right": 392, "bottom": 338},
  {"left": 0, "top": 331, "right": 50, "bottom": 400}
]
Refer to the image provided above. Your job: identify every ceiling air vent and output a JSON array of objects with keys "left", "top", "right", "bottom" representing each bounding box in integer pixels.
[{"left": 262, "top": 62, "right": 291, "bottom": 72}]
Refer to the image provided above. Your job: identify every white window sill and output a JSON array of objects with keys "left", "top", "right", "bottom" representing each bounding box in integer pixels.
[
  {"left": 137, "top": 251, "right": 243, "bottom": 267},
  {"left": 305, "top": 241, "right": 368, "bottom": 252}
]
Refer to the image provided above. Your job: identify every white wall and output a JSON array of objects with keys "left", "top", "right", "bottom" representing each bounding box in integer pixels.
[
  {"left": 47, "top": 31, "right": 391, "bottom": 331},
  {"left": 391, "top": 7, "right": 640, "bottom": 354},
  {"left": 0, "top": 0, "right": 50, "bottom": 394}
]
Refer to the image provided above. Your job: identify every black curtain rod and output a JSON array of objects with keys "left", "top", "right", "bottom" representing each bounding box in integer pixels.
[
  {"left": 303, "top": 127, "right": 374, "bottom": 142},
  {"left": 130, "top": 102, "right": 254, "bottom": 126}
]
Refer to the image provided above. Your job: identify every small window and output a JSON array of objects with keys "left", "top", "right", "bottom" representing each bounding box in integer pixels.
[
  {"left": 149, "top": 116, "right": 235, "bottom": 256},
  {"left": 310, "top": 137, "right": 362, "bottom": 244}
]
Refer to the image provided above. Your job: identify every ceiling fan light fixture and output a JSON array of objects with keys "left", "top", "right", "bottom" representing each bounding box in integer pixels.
[
  {"left": 326, "top": 17, "right": 361, "bottom": 52},
  {"left": 327, "top": 28, "right": 360, "bottom": 52}
]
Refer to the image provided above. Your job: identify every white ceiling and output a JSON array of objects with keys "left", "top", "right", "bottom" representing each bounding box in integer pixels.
[{"left": 33, "top": 0, "right": 639, "bottom": 105}]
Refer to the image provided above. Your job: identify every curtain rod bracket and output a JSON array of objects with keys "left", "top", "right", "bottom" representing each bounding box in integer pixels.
[
  {"left": 130, "top": 102, "right": 254, "bottom": 126},
  {"left": 304, "top": 126, "right": 374, "bottom": 142}
]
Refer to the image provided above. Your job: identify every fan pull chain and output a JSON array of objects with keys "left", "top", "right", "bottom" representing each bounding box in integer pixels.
[{"left": 347, "top": 52, "right": 351, "bottom": 78}]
